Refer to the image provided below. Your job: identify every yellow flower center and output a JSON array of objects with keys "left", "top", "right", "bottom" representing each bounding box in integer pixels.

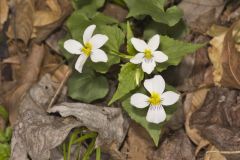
[
  {"left": 81, "top": 42, "right": 92, "bottom": 56},
  {"left": 148, "top": 92, "right": 161, "bottom": 106},
  {"left": 144, "top": 49, "right": 153, "bottom": 59}
]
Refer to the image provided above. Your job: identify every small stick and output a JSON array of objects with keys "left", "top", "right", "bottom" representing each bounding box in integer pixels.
[
  {"left": 207, "top": 150, "right": 240, "bottom": 154},
  {"left": 48, "top": 69, "right": 72, "bottom": 109}
]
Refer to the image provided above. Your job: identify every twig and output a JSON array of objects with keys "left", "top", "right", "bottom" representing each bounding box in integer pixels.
[
  {"left": 47, "top": 69, "right": 72, "bottom": 109},
  {"left": 207, "top": 150, "right": 240, "bottom": 154}
]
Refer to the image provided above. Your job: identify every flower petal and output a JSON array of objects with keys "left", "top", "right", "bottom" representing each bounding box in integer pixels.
[
  {"left": 153, "top": 51, "right": 168, "bottom": 63},
  {"left": 146, "top": 105, "right": 166, "bottom": 124},
  {"left": 83, "top": 25, "right": 96, "bottom": 44},
  {"left": 130, "top": 53, "right": 144, "bottom": 64},
  {"left": 148, "top": 34, "right": 160, "bottom": 51},
  {"left": 130, "top": 93, "right": 149, "bottom": 108},
  {"left": 89, "top": 34, "right": 108, "bottom": 49},
  {"left": 144, "top": 75, "right": 165, "bottom": 94},
  {"left": 75, "top": 54, "right": 88, "bottom": 73},
  {"left": 64, "top": 39, "right": 83, "bottom": 54},
  {"left": 131, "top": 38, "right": 148, "bottom": 52},
  {"left": 141, "top": 59, "right": 156, "bottom": 74},
  {"left": 90, "top": 49, "right": 108, "bottom": 63},
  {"left": 161, "top": 91, "right": 180, "bottom": 106}
]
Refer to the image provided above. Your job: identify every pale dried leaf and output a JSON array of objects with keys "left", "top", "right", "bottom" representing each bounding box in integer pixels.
[
  {"left": 184, "top": 88, "right": 210, "bottom": 154},
  {"left": 33, "top": 0, "right": 61, "bottom": 27},
  {"left": 10, "top": 74, "right": 80, "bottom": 160},
  {"left": 208, "top": 20, "right": 240, "bottom": 89},
  {"left": 7, "top": 0, "right": 34, "bottom": 44},
  {"left": 178, "top": 0, "right": 225, "bottom": 33},
  {"left": 48, "top": 102, "right": 129, "bottom": 151},
  {"left": 204, "top": 145, "right": 226, "bottom": 160},
  {"left": 0, "top": 0, "right": 9, "bottom": 28},
  {"left": 121, "top": 121, "right": 154, "bottom": 160},
  {"left": 3, "top": 44, "right": 45, "bottom": 124}
]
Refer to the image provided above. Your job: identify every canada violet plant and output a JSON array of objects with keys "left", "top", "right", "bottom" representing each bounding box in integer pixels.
[{"left": 61, "top": 0, "right": 203, "bottom": 146}]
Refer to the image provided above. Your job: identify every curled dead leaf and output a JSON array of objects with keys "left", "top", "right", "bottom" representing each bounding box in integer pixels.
[
  {"left": 7, "top": 0, "right": 34, "bottom": 44},
  {"left": 7, "top": 0, "right": 72, "bottom": 43},
  {"left": 183, "top": 88, "right": 210, "bottom": 154},
  {"left": 0, "top": 0, "right": 9, "bottom": 30},
  {"left": 191, "top": 87, "right": 240, "bottom": 160},
  {"left": 208, "top": 20, "right": 240, "bottom": 89},
  {"left": 32, "top": 0, "right": 72, "bottom": 42},
  {"left": 3, "top": 43, "right": 45, "bottom": 124},
  {"left": 178, "top": 0, "right": 225, "bottom": 33},
  {"left": 204, "top": 145, "right": 226, "bottom": 160}
]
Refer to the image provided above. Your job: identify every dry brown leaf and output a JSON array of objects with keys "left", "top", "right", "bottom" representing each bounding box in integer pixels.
[
  {"left": 32, "top": 0, "right": 72, "bottom": 42},
  {"left": 11, "top": 74, "right": 129, "bottom": 160},
  {"left": 2, "top": 55, "right": 20, "bottom": 65},
  {"left": 7, "top": 0, "right": 72, "bottom": 43},
  {"left": 7, "top": 0, "right": 34, "bottom": 44},
  {"left": 0, "top": 0, "right": 9, "bottom": 30},
  {"left": 10, "top": 74, "right": 80, "bottom": 160},
  {"left": 3, "top": 43, "right": 45, "bottom": 124},
  {"left": 33, "top": 0, "right": 61, "bottom": 27},
  {"left": 152, "top": 130, "right": 196, "bottom": 160},
  {"left": 204, "top": 145, "right": 226, "bottom": 160},
  {"left": 49, "top": 103, "right": 129, "bottom": 151},
  {"left": 184, "top": 88, "right": 210, "bottom": 154},
  {"left": 208, "top": 20, "right": 240, "bottom": 89},
  {"left": 121, "top": 121, "right": 155, "bottom": 160},
  {"left": 178, "top": 0, "right": 225, "bottom": 33},
  {"left": 191, "top": 87, "right": 240, "bottom": 160},
  {"left": 103, "top": 3, "right": 128, "bottom": 22}
]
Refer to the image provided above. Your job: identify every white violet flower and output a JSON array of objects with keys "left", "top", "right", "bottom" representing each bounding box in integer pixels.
[
  {"left": 130, "top": 75, "right": 180, "bottom": 124},
  {"left": 130, "top": 34, "right": 168, "bottom": 74},
  {"left": 64, "top": 24, "right": 109, "bottom": 73}
]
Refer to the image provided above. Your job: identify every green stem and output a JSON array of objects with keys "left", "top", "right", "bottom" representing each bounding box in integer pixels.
[
  {"left": 63, "top": 143, "right": 67, "bottom": 160},
  {"left": 73, "top": 132, "right": 97, "bottom": 145},
  {"left": 109, "top": 50, "right": 133, "bottom": 59},
  {"left": 96, "top": 147, "right": 101, "bottom": 160},
  {"left": 67, "top": 129, "right": 83, "bottom": 160},
  {"left": 82, "top": 138, "right": 96, "bottom": 160}
]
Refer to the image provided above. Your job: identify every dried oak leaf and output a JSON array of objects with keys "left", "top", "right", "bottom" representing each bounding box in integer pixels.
[
  {"left": 191, "top": 87, "right": 240, "bottom": 160},
  {"left": 0, "top": 0, "right": 9, "bottom": 30},
  {"left": 152, "top": 130, "right": 196, "bottom": 160},
  {"left": 11, "top": 74, "right": 129, "bottom": 160},
  {"left": 10, "top": 74, "right": 80, "bottom": 160},
  {"left": 183, "top": 88, "right": 210, "bottom": 155},
  {"left": 204, "top": 145, "right": 226, "bottom": 160},
  {"left": 178, "top": 0, "right": 225, "bottom": 33},
  {"left": 7, "top": 0, "right": 72, "bottom": 44},
  {"left": 48, "top": 102, "right": 129, "bottom": 160},
  {"left": 121, "top": 121, "right": 155, "bottom": 160},
  {"left": 208, "top": 21, "right": 240, "bottom": 89},
  {"left": 32, "top": 0, "right": 72, "bottom": 42},
  {"left": 7, "top": 0, "right": 34, "bottom": 44},
  {"left": 3, "top": 43, "right": 45, "bottom": 124}
]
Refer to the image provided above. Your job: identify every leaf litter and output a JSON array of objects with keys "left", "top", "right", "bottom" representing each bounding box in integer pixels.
[{"left": 1, "top": 0, "right": 240, "bottom": 160}]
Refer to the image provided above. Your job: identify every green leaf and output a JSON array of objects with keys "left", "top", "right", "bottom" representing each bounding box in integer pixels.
[
  {"left": 156, "top": 35, "right": 204, "bottom": 72},
  {"left": 85, "top": 54, "right": 120, "bottom": 74},
  {"left": 143, "top": 20, "right": 187, "bottom": 39},
  {"left": 67, "top": 70, "right": 109, "bottom": 103},
  {"left": 0, "top": 143, "right": 10, "bottom": 160},
  {"left": 126, "top": 21, "right": 136, "bottom": 55},
  {"left": 109, "top": 63, "right": 144, "bottom": 104},
  {"left": 72, "top": 0, "right": 105, "bottom": 15},
  {"left": 123, "top": 0, "right": 182, "bottom": 26},
  {"left": 99, "top": 25, "right": 125, "bottom": 52},
  {"left": 0, "top": 105, "right": 8, "bottom": 121},
  {"left": 66, "top": 12, "right": 117, "bottom": 42},
  {"left": 122, "top": 85, "right": 178, "bottom": 146}
]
